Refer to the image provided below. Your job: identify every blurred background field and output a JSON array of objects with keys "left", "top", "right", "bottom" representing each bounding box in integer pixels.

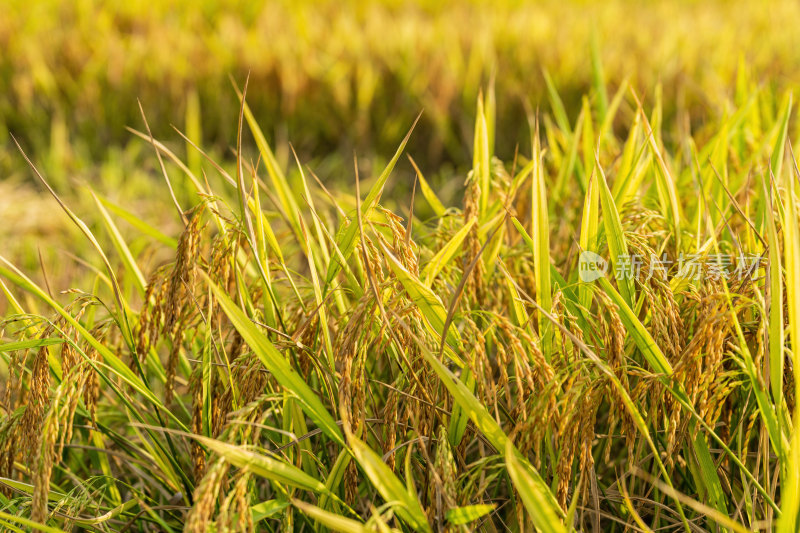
[
  {"left": 3, "top": 0, "right": 800, "bottom": 292},
  {"left": 5, "top": 0, "right": 800, "bottom": 168}
]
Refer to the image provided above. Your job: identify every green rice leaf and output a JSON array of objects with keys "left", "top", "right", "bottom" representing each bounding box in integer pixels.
[
  {"left": 595, "top": 156, "right": 635, "bottom": 308},
  {"left": 251, "top": 500, "right": 290, "bottom": 522},
  {"left": 325, "top": 115, "right": 420, "bottom": 284},
  {"left": 421, "top": 219, "right": 476, "bottom": 286},
  {"left": 0, "top": 338, "right": 62, "bottom": 352},
  {"left": 204, "top": 273, "right": 344, "bottom": 447},
  {"left": 445, "top": 504, "right": 497, "bottom": 525},
  {"left": 408, "top": 156, "right": 447, "bottom": 217},
  {"left": 194, "top": 435, "right": 328, "bottom": 494},
  {"left": 292, "top": 499, "right": 366, "bottom": 532},
  {"left": 347, "top": 433, "right": 431, "bottom": 532},
  {"left": 380, "top": 242, "right": 461, "bottom": 350},
  {"left": 530, "top": 124, "right": 553, "bottom": 360},
  {"left": 412, "top": 328, "right": 564, "bottom": 525},
  {"left": 596, "top": 276, "right": 672, "bottom": 375},
  {"left": 506, "top": 441, "right": 567, "bottom": 533}
]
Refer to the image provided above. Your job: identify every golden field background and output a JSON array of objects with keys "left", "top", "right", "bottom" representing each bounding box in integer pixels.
[
  {"left": 3, "top": 0, "right": 800, "bottom": 169},
  {"left": 3, "top": 0, "right": 800, "bottom": 285}
]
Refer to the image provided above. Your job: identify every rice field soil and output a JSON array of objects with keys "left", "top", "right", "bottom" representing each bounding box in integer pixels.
[{"left": 2, "top": 56, "right": 800, "bottom": 533}]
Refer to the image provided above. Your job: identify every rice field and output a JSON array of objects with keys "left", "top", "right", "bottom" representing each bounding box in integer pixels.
[{"left": 2, "top": 1, "right": 800, "bottom": 532}]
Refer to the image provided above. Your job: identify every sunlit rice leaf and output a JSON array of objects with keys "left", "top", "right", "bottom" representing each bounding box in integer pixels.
[
  {"left": 347, "top": 433, "right": 431, "bottom": 532},
  {"left": 203, "top": 273, "right": 344, "bottom": 447},
  {"left": 193, "top": 435, "right": 329, "bottom": 494},
  {"left": 445, "top": 503, "right": 496, "bottom": 525}
]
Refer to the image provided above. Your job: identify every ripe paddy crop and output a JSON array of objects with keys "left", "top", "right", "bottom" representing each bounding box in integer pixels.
[{"left": 3, "top": 2, "right": 800, "bottom": 532}]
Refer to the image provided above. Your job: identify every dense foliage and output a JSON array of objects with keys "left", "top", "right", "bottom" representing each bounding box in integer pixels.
[{"left": 3, "top": 2, "right": 800, "bottom": 531}]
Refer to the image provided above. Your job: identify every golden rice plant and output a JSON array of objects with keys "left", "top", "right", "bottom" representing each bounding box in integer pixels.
[{"left": 2, "top": 66, "right": 800, "bottom": 532}]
